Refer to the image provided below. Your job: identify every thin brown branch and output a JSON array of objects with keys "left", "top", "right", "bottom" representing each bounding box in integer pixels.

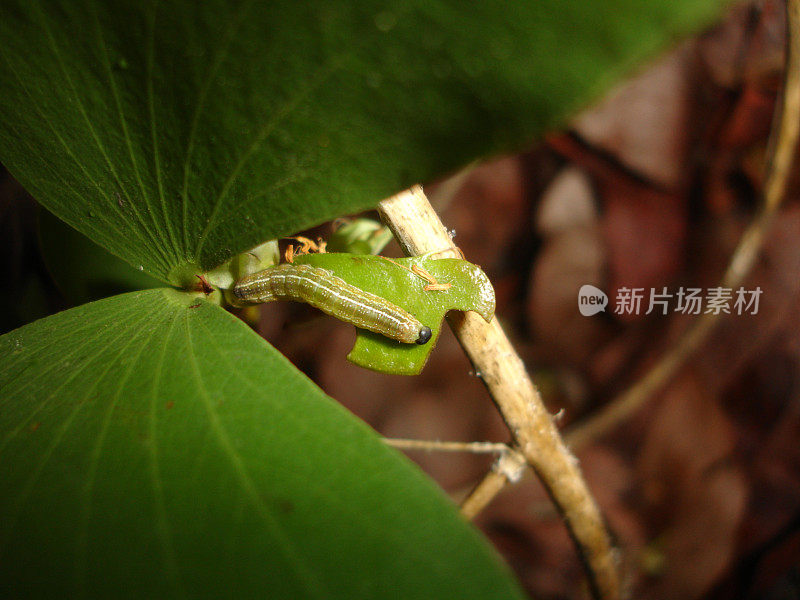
[
  {"left": 383, "top": 437, "right": 525, "bottom": 519},
  {"left": 461, "top": 450, "right": 527, "bottom": 520},
  {"left": 383, "top": 438, "right": 511, "bottom": 455},
  {"left": 378, "top": 187, "right": 621, "bottom": 600}
]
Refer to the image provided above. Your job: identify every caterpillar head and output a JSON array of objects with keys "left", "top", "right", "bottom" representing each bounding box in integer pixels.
[{"left": 415, "top": 326, "right": 432, "bottom": 345}]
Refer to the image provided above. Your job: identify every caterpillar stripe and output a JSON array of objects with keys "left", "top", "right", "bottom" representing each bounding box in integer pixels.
[{"left": 233, "top": 263, "right": 432, "bottom": 345}]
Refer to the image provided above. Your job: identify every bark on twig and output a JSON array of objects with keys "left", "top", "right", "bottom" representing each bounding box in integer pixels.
[{"left": 378, "top": 188, "right": 621, "bottom": 600}]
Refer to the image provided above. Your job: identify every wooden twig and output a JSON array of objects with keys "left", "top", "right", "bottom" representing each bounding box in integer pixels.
[
  {"left": 384, "top": 437, "right": 526, "bottom": 519},
  {"left": 383, "top": 438, "right": 512, "bottom": 454},
  {"left": 461, "top": 450, "right": 527, "bottom": 520},
  {"left": 378, "top": 187, "right": 621, "bottom": 600}
]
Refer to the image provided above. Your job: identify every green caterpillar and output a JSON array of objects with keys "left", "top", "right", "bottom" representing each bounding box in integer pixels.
[{"left": 233, "top": 263, "right": 432, "bottom": 345}]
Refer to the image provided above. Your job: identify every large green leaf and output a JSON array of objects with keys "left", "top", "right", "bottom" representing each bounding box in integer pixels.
[
  {"left": 0, "top": 290, "right": 524, "bottom": 599},
  {"left": 0, "top": 0, "right": 726, "bottom": 284}
]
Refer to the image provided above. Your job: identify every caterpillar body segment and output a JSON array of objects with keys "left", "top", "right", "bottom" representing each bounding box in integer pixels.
[{"left": 233, "top": 263, "right": 432, "bottom": 345}]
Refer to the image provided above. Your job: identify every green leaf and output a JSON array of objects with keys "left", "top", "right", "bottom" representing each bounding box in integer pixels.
[
  {"left": 0, "top": 289, "right": 524, "bottom": 599},
  {"left": 0, "top": 0, "right": 727, "bottom": 284},
  {"left": 291, "top": 253, "right": 494, "bottom": 374}
]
